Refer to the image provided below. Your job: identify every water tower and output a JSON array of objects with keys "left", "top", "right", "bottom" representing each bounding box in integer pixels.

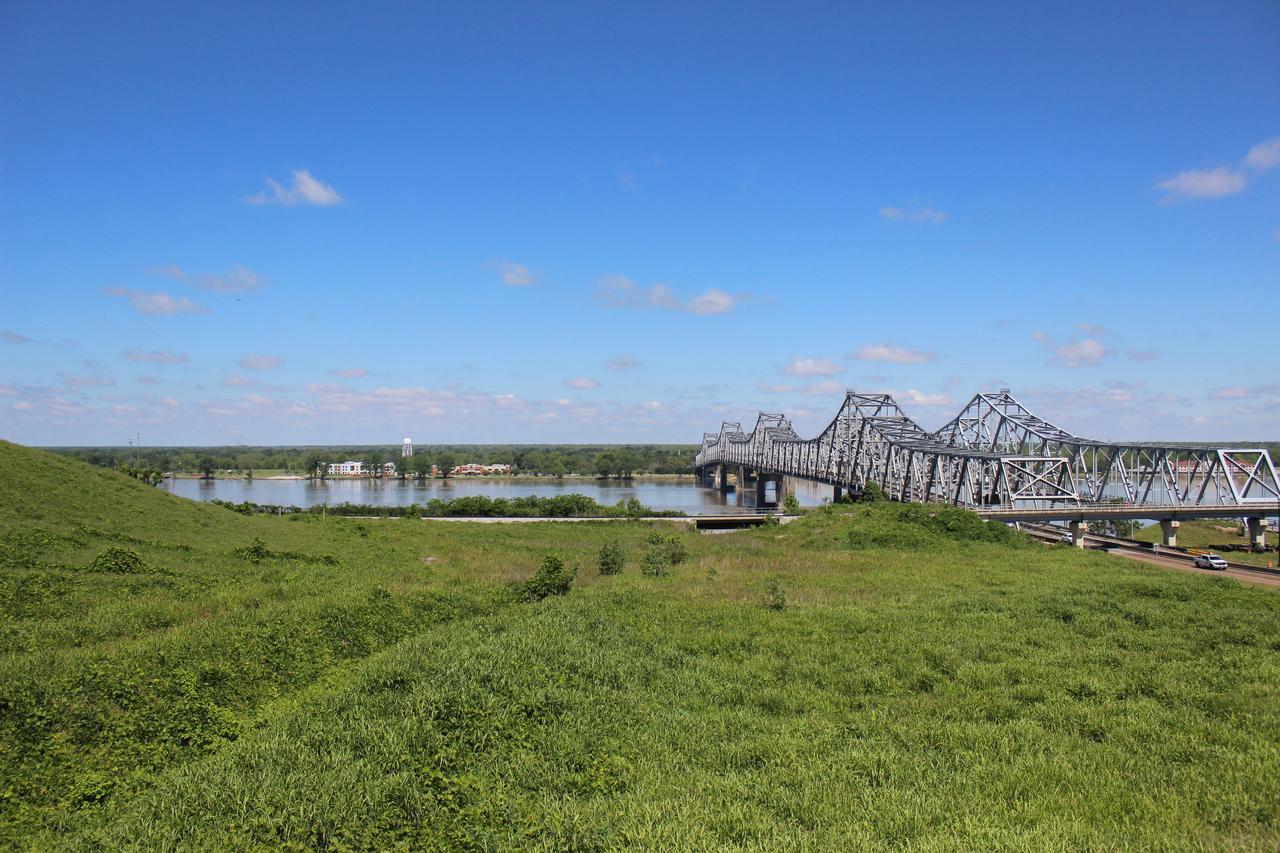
[{"left": 402, "top": 437, "right": 413, "bottom": 457}]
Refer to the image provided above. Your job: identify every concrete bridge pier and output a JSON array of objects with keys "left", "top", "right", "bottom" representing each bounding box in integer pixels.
[
  {"left": 717, "top": 464, "right": 732, "bottom": 493},
  {"left": 1247, "top": 517, "right": 1268, "bottom": 549},
  {"left": 754, "top": 473, "right": 790, "bottom": 507},
  {"left": 1069, "top": 520, "right": 1086, "bottom": 548},
  {"left": 1160, "top": 519, "right": 1181, "bottom": 547}
]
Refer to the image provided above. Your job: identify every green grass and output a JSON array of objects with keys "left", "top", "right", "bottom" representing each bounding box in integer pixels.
[
  {"left": 1134, "top": 518, "right": 1280, "bottom": 567},
  {"left": 2, "top": 440, "right": 1279, "bottom": 848}
]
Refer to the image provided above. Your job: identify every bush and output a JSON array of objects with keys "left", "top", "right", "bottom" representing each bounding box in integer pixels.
[
  {"left": 641, "top": 549, "right": 670, "bottom": 577},
  {"left": 88, "top": 546, "right": 147, "bottom": 574},
  {"left": 859, "top": 481, "right": 887, "bottom": 503},
  {"left": 522, "top": 555, "right": 576, "bottom": 601},
  {"left": 783, "top": 493, "right": 801, "bottom": 513},
  {"left": 763, "top": 576, "right": 787, "bottom": 611},
  {"left": 647, "top": 531, "right": 688, "bottom": 566},
  {"left": 598, "top": 542, "right": 624, "bottom": 576}
]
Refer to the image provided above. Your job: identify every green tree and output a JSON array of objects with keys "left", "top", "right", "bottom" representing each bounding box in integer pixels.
[
  {"left": 197, "top": 456, "right": 216, "bottom": 480},
  {"left": 410, "top": 454, "right": 432, "bottom": 480},
  {"left": 436, "top": 452, "right": 457, "bottom": 479},
  {"left": 302, "top": 451, "right": 327, "bottom": 480},
  {"left": 364, "top": 451, "right": 384, "bottom": 478}
]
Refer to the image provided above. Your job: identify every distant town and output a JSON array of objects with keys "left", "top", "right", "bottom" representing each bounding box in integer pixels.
[{"left": 325, "top": 459, "right": 512, "bottom": 478}]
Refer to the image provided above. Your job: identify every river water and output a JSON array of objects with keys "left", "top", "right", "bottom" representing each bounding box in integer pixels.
[{"left": 160, "top": 476, "right": 836, "bottom": 515}]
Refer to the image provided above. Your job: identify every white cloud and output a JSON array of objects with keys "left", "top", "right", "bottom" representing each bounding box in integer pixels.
[
  {"left": 238, "top": 353, "right": 285, "bottom": 370},
  {"left": 890, "top": 388, "right": 954, "bottom": 407},
  {"left": 1209, "top": 384, "right": 1279, "bottom": 401},
  {"left": 330, "top": 367, "right": 367, "bottom": 378},
  {"left": 497, "top": 261, "right": 535, "bottom": 286},
  {"left": 103, "top": 288, "right": 206, "bottom": 316},
  {"left": 802, "top": 380, "right": 845, "bottom": 396},
  {"left": 1243, "top": 137, "right": 1280, "bottom": 172},
  {"left": 879, "top": 202, "right": 947, "bottom": 224},
  {"left": 123, "top": 349, "right": 188, "bottom": 364},
  {"left": 595, "top": 275, "right": 741, "bottom": 316},
  {"left": 246, "top": 169, "right": 343, "bottom": 207},
  {"left": 1208, "top": 386, "right": 1248, "bottom": 400},
  {"left": 1125, "top": 347, "right": 1159, "bottom": 362},
  {"left": 755, "top": 381, "right": 797, "bottom": 394},
  {"left": 1154, "top": 167, "right": 1247, "bottom": 201},
  {"left": 782, "top": 356, "right": 844, "bottom": 377},
  {"left": 686, "top": 289, "right": 736, "bottom": 316},
  {"left": 157, "top": 263, "right": 264, "bottom": 294},
  {"left": 853, "top": 344, "right": 936, "bottom": 364},
  {"left": 564, "top": 377, "right": 599, "bottom": 389},
  {"left": 1033, "top": 330, "right": 1112, "bottom": 368},
  {"left": 1053, "top": 339, "right": 1109, "bottom": 368},
  {"left": 63, "top": 375, "right": 116, "bottom": 388},
  {"left": 605, "top": 354, "right": 640, "bottom": 370}
]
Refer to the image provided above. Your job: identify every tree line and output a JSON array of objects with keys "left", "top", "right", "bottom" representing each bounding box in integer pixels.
[{"left": 51, "top": 444, "right": 699, "bottom": 479}]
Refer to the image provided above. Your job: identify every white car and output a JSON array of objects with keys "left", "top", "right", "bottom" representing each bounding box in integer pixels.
[{"left": 1193, "top": 553, "right": 1228, "bottom": 570}]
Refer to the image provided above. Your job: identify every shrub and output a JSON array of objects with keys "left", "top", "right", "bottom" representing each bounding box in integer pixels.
[
  {"left": 88, "top": 546, "right": 147, "bottom": 574},
  {"left": 522, "top": 555, "right": 576, "bottom": 601},
  {"left": 763, "top": 576, "right": 787, "bottom": 611},
  {"left": 783, "top": 493, "right": 801, "bottom": 513},
  {"left": 859, "top": 481, "right": 887, "bottom": 503},
  {"left": 663, "top": 536, "right": 688, "bottom": 565},
  {"left": 232, "top": 537, "right": 273, "bottom": 561},
  {"left": 598, "top": 542, "right": 624, "bottom": 576},
  {"left": 641, "top": 549, "right": 669, "bottom": 577}
]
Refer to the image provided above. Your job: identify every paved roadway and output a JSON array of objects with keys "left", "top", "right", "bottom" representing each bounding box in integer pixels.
[{"left": 1021, "top": 524, "right": 1280, "bottom": 589}]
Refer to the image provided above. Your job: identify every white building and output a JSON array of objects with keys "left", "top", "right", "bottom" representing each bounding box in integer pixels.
[{"left": 327, "top": 461, "right": 365, "bottom": 476}]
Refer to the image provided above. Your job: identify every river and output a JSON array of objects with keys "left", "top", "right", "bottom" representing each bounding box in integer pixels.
[{"left": 159, "top": 476, "right": 837, "bottom": 515}]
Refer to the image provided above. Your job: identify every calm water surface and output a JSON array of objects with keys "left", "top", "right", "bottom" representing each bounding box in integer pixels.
[{"left": 160, "top": 477, "right": 836, "bottom": 515}]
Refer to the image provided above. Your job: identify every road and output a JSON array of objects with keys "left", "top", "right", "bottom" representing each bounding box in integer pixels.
[{"left": 1021, "top": 524, "right": 1280, "bottom": 589}]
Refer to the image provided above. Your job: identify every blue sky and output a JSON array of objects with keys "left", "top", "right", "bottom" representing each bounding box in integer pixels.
[{"left": 2, "top": 0, "right": 1277, "bottom": 445}]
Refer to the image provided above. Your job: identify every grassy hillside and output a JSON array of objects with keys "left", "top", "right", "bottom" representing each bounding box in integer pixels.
[{"left": 2, "top": 440, "right": 1279, "bottom": 848}]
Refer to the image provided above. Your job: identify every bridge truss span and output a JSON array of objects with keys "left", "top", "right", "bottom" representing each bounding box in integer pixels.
[{"left": 694, "top": 389, "right": 1280, "bottom": 512}]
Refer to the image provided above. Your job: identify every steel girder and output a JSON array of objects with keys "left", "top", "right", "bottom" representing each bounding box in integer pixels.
[
  {"left": 694, "top": 389, "right": 1279, "bottom": 511},
  {"left": 933, "top": 391, "right": 1280, "bottom": 507}
]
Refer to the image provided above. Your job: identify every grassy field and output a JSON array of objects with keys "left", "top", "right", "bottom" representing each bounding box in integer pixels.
[
  {"left": 2, "top": 440, "right": 1279, "bottom": 848},
  {"left": 1135, "top": 519, "right": 1280, "bottom": 567}
]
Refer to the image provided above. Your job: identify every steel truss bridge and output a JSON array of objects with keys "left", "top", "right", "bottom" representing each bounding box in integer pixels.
[{"left": 694, "top": 390, "right": 1280, "bottom": 542}]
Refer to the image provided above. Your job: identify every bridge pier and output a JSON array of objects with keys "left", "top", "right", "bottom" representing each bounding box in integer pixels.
[
  {"left": 1247, "top": 517, "right": 1268, "bottom": 549},
  {"left": 1069, "top": 520, "right": 1086, "bottom": 548},
  {"left": 832, "top": 485, "right": 843, "bottom": 503},
  {"left": 717, "top": 464, "right": 732, "bottom": 493},
  {"left": 1160, "top": 519, "right": 1181, "bottom": 547}
]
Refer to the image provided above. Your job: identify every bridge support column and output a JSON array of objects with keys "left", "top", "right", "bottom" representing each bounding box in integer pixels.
[
  {"left": 1160, "top": 519, "right": 1180, "bottom": 547},
  {"left": 717, "top": 464, "right": 731, "bottom": 492},
  {"left": 832, "top": 485, "right": 843, "bottom": 503},
  {"left": 1069, "top": 521, "right": 1086, "bottom": 548},
  {"left": 778, "top": 476, "right": 796, "bottom": 505},
  {"left": 1247, "top": 517, "right": 1267, "bottom": 549}
]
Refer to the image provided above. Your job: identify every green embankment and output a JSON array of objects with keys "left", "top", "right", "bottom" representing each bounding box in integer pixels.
[{"left": 2, "top": 440, "right": 1279, "bottom": 848}]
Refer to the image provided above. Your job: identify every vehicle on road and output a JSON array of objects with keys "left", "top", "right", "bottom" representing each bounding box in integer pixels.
[
  {"left": 1059, "top": 531, "right": 1075, "bottom": 544},
  {"left": 1193, "top": 553, "right": 1228, "bottom": 570}
]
